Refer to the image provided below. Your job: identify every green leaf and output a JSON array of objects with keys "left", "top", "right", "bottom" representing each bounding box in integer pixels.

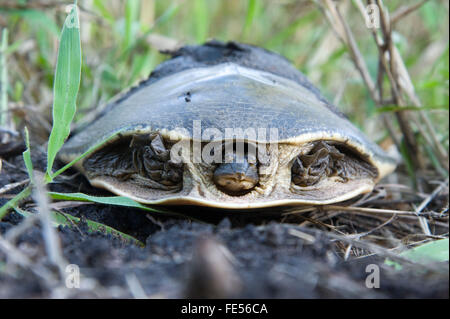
[
  {"left": 13, "top": 80, "right": 24, "bottom": 101},
  {"left": 124, "top": 0, "right": 140, "bottom": 49},
  {"left": 0, "top": 186, "right": 32, "bottom": 220},
  {"left": 117, "top": 3, "right": 180, "bottom": 61},
  {"left": 193, "top": 0, "right": 209, "bottom": 43},
  {"left": 402, "top": 239, "right": 449, "bottom": 262},
  {"left": 48, "top": 192, "right": 164, "bottom": 213},
  {"left": 399, "top": 138, "right": 416, "bottom": 186},
  {"left": 52, "top": 211, "right": 144, "bottom": 247},
  {"left": 0, "top": 29, "right": 8, "bottom": 128},
  {"left": 22, "top": 127, "right": 34, "bottom": 183},
  {"left": 128, "top": 52, "right": 150, "bottom": 85},
  {"left": 46, "top": 3, "right": 82, "bottom": 179},
  {"left": 243, "top": 0, "right": 261, "bottom": 38},
  {"left": 424, "top": 143, "right": 449, "bottom": 178},
  {"left": 386, "top": 239, "right": 449, "bottom": 270},
  {"left": 419, "top": 0, "right": 442, "bottom": 34},
  {"left": 0, "top": 9, "right": 60, "bottom": 37},
  {"left": 92, "top": 0, "right": 115, "bottom": 24}
]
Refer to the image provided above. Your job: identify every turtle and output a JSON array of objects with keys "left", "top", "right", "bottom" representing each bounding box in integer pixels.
[{"left": 59, "top": 41, "right": 396, "bottom": 209}]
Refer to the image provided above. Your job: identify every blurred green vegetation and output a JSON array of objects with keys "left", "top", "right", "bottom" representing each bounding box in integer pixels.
[{"left": 0, "top": 0, "right": 448, "bottom": 146}]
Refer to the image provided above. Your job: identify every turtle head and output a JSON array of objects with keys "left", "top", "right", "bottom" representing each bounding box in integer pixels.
[{"left": 213, "top": 153, "right": 259, "bottom": 195}]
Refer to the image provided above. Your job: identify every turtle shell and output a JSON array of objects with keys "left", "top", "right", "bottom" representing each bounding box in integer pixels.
[{"left": 59, "top": 41, "right": 396, "bottom": 209}]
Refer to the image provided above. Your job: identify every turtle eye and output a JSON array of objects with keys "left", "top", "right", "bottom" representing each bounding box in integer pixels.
[
  {"left": 83, "top": 134, "right": 183, "bottom": 191},
  {"left": 291, "top": 141, "right": 378, "bottom": 187}
]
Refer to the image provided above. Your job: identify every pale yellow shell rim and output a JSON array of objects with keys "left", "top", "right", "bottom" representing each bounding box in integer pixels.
[{"left": 90, "top": 178, "right": 376, "bottom": 210}]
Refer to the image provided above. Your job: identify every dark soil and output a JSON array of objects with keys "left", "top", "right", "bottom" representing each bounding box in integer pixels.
[{"left": 0, "top": 148, "right": 448, "bottom": 298}]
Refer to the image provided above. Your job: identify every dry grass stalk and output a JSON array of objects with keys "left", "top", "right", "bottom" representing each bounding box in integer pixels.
[
  {"left": 0, "top": 179, "right": 29, "bottom": 196},
  {"left": 0, "top": 233, "right": 58, "bottom": 284},
  {"left": 390, "top": 0, "right": 430, "bottom": 25},
  {"left": 32, "top": 172, "right": 67, "bottom": 279},
  {"left": 125, "top": 274, "right": 149, "bottom": 299},
  {"left": 318, "top": 0, "right": 449, "bottom": 185}
]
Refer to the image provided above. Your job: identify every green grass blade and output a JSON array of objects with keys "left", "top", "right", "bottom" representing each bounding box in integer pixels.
[
  {"left": 243, "top": 0, "right": 261, "bottom": 38},
  {"left": 92, "top": 0, "right": 115, "bottom": 24},
  {"left": 124, "top": 0, "right": 140, "bottom": 49},
  {"left": 22, "top": 127, "right": 34, "bottom": 183},
  {"left": 0, "top": 124, "right": 33, "bottom": 220},
  {"left": 401, "top": 239, "right": 449, "bottom": 263},
  {"left": 46, "top": 3, "right": 81, "bottom": 178},
  {"left": 399, "top": 139, "right": 416, "bottom": 187},
  {"left": 52, "top": 210, "right": 144, "bottom": 247},
  {"left": 0, "top": 186, "right": 32, "bottom": 220},
  {"left": 117, "top": 3, "right": 180, "bottom": 61},
  {"left": 48, "top": 192, "right": 164, "bottom": 213},
  {"left": 0, "top": 28, "right": 8, "bottom": 128},
  {"left": 386, "top": 239, "right": 449, "bottom": 270},
  {"left": 1, "top": 9, "right": 60, "bottom": 37},
  {"left": 424, "top": 143, "right": 449, "bottom": 178},
  {"left": 193, "top": 0, "right": 209, "bottom": 43},
  {"left": 153, "top": 2, "right": 181, "bottom": 28}
]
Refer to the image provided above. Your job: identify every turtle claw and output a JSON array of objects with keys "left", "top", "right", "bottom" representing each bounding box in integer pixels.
[
  {"left": 84, "top": 133, "right": 183, "bottom": 190},
  {"left": 150, "top": 134, "right": 170, "bottom": 160},
  {"left": 291, "top": 141, "right": 377, "bottom": 187}
]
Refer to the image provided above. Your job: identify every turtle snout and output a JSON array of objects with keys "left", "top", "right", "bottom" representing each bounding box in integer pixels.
[{"left": 213, "top": 156, "right": 259, "bottom": 195}]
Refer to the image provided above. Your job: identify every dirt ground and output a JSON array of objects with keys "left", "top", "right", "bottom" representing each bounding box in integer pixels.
[{"left": 0, "top": 149, "right": 448, "bottom": 299}]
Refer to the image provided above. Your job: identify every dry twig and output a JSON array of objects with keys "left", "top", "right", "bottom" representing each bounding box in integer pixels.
[{"left": 318, "top": 0, "right": 449, "bottom": 184}]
